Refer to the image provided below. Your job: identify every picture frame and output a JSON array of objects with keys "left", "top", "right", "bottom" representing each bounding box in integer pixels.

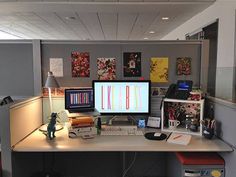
[{"left": 147, "top": 116, "right": 161, "bottom": 128}]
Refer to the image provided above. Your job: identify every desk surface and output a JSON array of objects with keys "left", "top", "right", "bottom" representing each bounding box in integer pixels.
[{"left": 12, "top": 127, "right": 233, "bottom": 152}]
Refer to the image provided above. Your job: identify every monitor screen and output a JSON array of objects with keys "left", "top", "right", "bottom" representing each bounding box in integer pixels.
[
  {"left": 177, "top": 80, "right": 193, "bottom": 91},
  {"left": 65, "top": 88, "right": 94, "bottom": 111},
  {"left": 93, "top": 80, "right": 150, "bottom": 115}
]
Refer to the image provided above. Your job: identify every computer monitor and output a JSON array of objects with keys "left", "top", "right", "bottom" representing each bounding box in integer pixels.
[
  {"left": 65, "top": 88, "right": 94, "bottom": 112},
  {"left": 93, "top": 80, "right": 151, "bottom": 115}
]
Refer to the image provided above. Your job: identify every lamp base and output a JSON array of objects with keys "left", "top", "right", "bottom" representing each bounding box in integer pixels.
[{"left": 39, "top": 124, "right": 63, "bottom": 132}]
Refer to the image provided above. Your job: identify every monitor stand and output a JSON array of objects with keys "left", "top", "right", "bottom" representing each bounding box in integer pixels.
[
  {"left": 108, "top": 115, "right": 136, "bottom": 125},
  {"left": 65, "top": 109, "right": 100, "bottom": 118}
]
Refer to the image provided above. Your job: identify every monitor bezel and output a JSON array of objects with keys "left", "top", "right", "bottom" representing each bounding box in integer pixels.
[
  {"left": 64, "top": 88, "right": 94, "bottom": 111},
  {"left": 92, "top": 80, "right": 151, "bottom": 115}
]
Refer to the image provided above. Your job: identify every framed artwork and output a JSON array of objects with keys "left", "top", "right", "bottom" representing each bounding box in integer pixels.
[
  {"left": 71, "top": 52, "right": 90, "bottom": 77},
  {"left": 176, "top": 57, "right": 191, "bottom": 75},
  {"left": 123, "top": 52, "right": 141, "bottom": 77},
  {"left": 97, "top": 58, "right": 116, "bottom": 80},
  {"left": 150, "top": 57, "right": 168, "bottom": 83}
]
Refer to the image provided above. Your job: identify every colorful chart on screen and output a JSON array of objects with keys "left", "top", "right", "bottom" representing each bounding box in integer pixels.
[{"left": 93, "top": 81, "right": 150, "bottom": 114}]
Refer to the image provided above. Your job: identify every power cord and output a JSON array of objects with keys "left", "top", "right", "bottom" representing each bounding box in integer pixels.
[{"left": 122, "top": 152, "right": 137, "bottom": 177}]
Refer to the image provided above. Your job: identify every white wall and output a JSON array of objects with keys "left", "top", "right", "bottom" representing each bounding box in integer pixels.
[{"left": 162, "top": 0, "right": 236, "bottom": 100}]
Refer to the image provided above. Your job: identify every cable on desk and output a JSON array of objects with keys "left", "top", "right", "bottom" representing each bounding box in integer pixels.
[{"left": 122, "top": 152, "right": 137, "bottom": 177}]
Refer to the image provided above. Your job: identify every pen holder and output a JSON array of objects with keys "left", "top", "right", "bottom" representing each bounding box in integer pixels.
[{"left": 203, "top": 127, "right": 214, "bottom": 139}]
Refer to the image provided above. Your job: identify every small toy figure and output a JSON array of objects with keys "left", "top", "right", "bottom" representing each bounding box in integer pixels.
[{"left": 47, "top": 113, "right": 57, "bottom": 140}]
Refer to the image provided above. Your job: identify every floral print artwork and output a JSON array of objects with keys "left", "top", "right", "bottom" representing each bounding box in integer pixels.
[
  {"left": 97, "top": 58, "right": 116, "bottom": 80},
  {"left": 123, "top": 52, "right": 141, "bottom": 77},
  {"left": 150, "top": 57, "right": 168, "bottom": 83},
  {"left": 176, "top": 57, "right": 191, "bottom": 75},
  {"left": 71, "top": 52, "right": 90, "bottom": 77}
]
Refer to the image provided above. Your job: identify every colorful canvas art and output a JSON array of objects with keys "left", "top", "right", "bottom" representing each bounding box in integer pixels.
[
  {"left": 150, "top": 57, "right": 168, "bottom": 83},
  {"left": 176, "top": 57, "right": 191, "bottom": 75},
  {"left": 97, "top": 58, "right": 116, "bottom": 80},
  {"left": 123, "top": 52, "right": 141, "bottom": 77},
  {"left": 71, "top": 52, "right": 90, "bottom": 77}
]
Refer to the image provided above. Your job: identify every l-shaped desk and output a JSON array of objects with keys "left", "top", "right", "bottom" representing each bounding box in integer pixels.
[{"left": 13, "top": 127, "right": 233, "bottom": 152}]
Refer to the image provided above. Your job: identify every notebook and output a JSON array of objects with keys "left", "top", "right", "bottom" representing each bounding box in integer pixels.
[{"left": 167, "top": 133, "right": 192, "bottom": 145}]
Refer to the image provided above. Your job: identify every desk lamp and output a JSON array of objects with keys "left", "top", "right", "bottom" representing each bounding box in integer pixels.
[
  {"left": 40, "top": 71, "right": 62, "bottom": 132},
  {"left": 45, "top": 71, "right": 59, "bottom": 113}
]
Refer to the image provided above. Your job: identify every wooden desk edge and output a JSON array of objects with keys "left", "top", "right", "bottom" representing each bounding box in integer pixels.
[{"left": 12, "top": 128, "right": 233, "bottom": 153}]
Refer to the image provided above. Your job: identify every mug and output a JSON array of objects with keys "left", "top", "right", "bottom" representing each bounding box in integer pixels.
[{"left": 168, "top": 120, "right": 180, "bottom": 129}]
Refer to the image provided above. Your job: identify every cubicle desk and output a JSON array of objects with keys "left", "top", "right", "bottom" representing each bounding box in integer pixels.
[
  {"left": 13, "top": 127, "right": 233, "bottom": 152},
  {"left": 1, "top": 97, "right": 233, "bottom": 177}
]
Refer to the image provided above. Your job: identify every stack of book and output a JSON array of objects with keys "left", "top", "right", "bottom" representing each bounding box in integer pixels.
[{"left": 68, "top": 116, "right": 96, "bottom": 138}]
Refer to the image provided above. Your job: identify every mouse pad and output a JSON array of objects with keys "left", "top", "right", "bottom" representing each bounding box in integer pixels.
[{"left": 144, "top": 132, "right": 167, "bottom": 140}]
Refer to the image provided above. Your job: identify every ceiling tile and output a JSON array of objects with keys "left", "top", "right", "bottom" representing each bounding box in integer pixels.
[
  {"left": 78, "top": 13, "right": 105, "bottom": 40},
  {"left": 98, "top": 13, "right": 118, "bottom": 40},
  {"left": 117, "top": 13, "right": 137, "bottom": 40},
  {"left": 129, "top": 13, "right": 158, "bottom": 39},
  {"left": 0, "top": 1, "right": 215, "bottom": 39}
]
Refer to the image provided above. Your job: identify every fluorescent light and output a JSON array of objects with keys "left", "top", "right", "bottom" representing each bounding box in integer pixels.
[
  {"left": 162, "top": 17, "right": 169, "bottom": 20},
  {"left": 144, "top": 37, "right": 149, "bottom": 40},
  {"left": 149, "top": 31, "right": 155, "bottom": 34}
]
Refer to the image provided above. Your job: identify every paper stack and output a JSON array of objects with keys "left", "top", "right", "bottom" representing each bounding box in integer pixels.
[{"left": 68, "top": 116, "right": 96, "bottom": 138}]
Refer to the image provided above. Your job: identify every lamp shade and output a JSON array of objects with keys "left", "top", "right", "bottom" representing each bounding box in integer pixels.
[{"left": 45, "top": 71, "right": 59, "bottom": 88}]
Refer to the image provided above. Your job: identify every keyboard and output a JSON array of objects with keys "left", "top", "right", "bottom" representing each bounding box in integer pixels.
[
  {"left": 101, "top": 125, "right": 144, "bottom": 136},
  {"left": 101, "top": 130, "right": 143, "bottom": 136}
]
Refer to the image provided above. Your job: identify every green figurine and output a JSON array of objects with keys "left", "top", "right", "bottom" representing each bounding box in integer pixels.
[{"left": 47, "top": 112, "right": 57, "bottom": 140}]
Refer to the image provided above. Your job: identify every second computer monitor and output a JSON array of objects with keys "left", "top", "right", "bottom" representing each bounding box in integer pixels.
[{"left": 65, "top": 88, "right": 94, "bottom": 112}]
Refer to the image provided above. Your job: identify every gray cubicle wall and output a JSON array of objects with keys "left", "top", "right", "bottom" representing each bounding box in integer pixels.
[
  {"left": 0, "top": 41, "right": 34, "bottom": 97},
  {"left": 41, "top": 41, "right": 202, "bottom": 88},
  {"left": 206, "top": 98, "right": 236, "bottom": 177}
]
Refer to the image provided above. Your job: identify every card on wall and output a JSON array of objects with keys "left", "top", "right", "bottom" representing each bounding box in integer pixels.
[
  {"left": 49, "top": 58, "right": 63, "bottom": 77},
  {"left": 150, "top": 57, "right": 168, "bottom": 83},
  {"left": 97, "top": 58, "right": 116, "bottom": 80},
  {"left": 71, "top": 52, "right": 90, "bottom": 77},
  {"left": 176, "top": 57, "right": 191, "bottom": 75},
  {"left": 123, "top": 52, "right": 141, "bottom": 77}
]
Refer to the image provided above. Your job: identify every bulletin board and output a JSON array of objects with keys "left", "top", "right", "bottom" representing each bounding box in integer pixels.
[{"left": 41, "top": 41, "right": 202, "bottom": 88}]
